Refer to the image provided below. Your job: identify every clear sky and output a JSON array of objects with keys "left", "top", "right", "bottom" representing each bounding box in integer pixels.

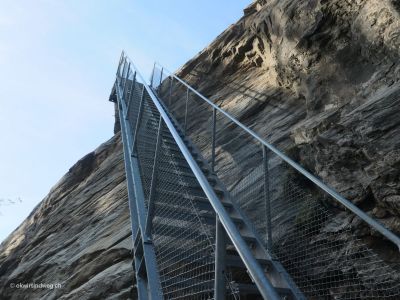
[{"left": 0, "top": 0, "right": 250, "bottom": 242}]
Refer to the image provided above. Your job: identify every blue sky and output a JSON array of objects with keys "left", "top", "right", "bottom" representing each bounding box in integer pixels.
[{"left": 0, "top": 0, "right": 250, "bottom": 242}]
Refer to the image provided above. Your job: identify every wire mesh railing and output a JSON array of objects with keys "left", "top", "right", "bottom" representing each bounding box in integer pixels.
[{"left": 151, "top": 63, "right": 400, "bottom": 299}]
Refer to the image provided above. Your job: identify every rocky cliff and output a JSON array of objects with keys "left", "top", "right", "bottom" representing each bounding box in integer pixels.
[
  {"left": 0, "top": 133, "right": 135, "bottom": 299},
  {"left": 165, "top": 0, "right": 400, "bottom": 296},
  {"left": 176, "top": 0, "right": 400, "bottom": 245},
  {"left": 1, "top": 0, "right": 400, "bottom": 299}
]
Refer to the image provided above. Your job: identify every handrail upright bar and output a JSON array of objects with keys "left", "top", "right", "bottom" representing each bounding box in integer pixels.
[
  {"left": 263, "top": 145, "right": 272, "bottom": 251},
  {"left": 153, "top": 62, "right": 400, "bottom": 251},
  {"left": 119, "top": 58, "right": 128, "bottom": 88},
  {"left": 184, "top": 88, "right": 189, "bottom": 134},
  {"left": 122, "top": 62, "right": 131, "bottom": 98},
  {"left": 214, "top": 216, "right": 226, "bottom": 300},
  {"left": 116, "top": 52, "right": 124, "bottom": 78},
  {"left": 157, "top": 67, "right": 164, "bottom": 92},
  {"left": 124, "top": 57, "right": 281, "bottom": 300},
  {"left": 211, "top": 108, "right": 217, "bottom": 172},
  {"left": 150, "top": 62, "right": 156, "bottom": 87},
  {"left": 168, "top": 77, "right": 173, "bottom": 107},
  {"left": 125, "top": 71, "right": 137, "bottom": 120}
]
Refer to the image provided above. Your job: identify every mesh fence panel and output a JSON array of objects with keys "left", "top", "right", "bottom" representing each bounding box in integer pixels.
[
  {"left": 268, "top": 155, "right": 400, "bottom": 299},
  {"left": 153, "top": 67, "right": 400, "bottom": 299}
]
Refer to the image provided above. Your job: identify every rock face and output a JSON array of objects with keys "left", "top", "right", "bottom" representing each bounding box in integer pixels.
[
  {"left": 0, "top": 132, "right": 136, "bottom": 299},
  {"left": 1, "top": 0, "right": 400, "bottom": 299},
  {"left": 174, "top": 0, "right": 400, "bottom": 240},
  {"left": 161, "top": 0, "right": 400, "bottom": 297}
]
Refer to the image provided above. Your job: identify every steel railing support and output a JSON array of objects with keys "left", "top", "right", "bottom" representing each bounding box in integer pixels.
[
  {"left": 157, "top": 67, "right": 164, "bottom": 92},
  {"left": 214, "top": 216, "right": 227, "bottom": 300},
  {"left": 116, "top": 52, "right": 125, "bottom": 78},
  {"left": 122, "top": 62, "right": 131, "bottom": 98},
  {"left": 132, "top": 85, "right": 146, "bottom": 154},
  {"left": 262, "top": 145, "right": 272, "bottom": 252},
  {"left": 184, "top": 88, "right": 189, "bottom": 134},
  {"left": 150, "top": 62, "right": 156, "bottom": 88},
  {"left": 168, "top": 77, "right": 173, "bottom": 107},
  {"left": 211, "top": 108, "right": 217, "bottom": 172},
  {"left": 125, "top": 71, "right": 137, "bottom": 120},
  {"left": 119, "top": 58, "right": 127, "bottom": 88},
  {"left": 145, "top": 116, "right": 163, "bottom": 239}
]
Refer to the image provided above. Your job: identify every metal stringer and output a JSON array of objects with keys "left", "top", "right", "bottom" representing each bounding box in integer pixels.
[{"left": 114, "top": 72, "right": 164, "bottom": 300}]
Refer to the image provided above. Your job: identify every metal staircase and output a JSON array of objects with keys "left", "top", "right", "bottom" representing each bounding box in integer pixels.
[{"left": 110, "top": 52, "right": 400, "bottom": 299}]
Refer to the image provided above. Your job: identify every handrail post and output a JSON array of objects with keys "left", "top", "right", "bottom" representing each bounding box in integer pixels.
[
  {"left": 262, "top": 145, "right": 272, "bottom": 252},
  {"left": 122, "top": 62, "right": 131, "bottom": 99},
  {"left": 157, "top": 67, "right": 164, "bottom": 92},
  {"left": 150, "top": 62, "right": 156, "bottom": 88},
  {"left": 119, "top": 58, "right": 127, "bottom": 88},
  {"left": 168, "top": 76, "right": 173, "bottom": 107},
  {"left": 211, "top": 108, "right": 217, "bottom": 172},
  {"left": 184, "top": 88, "right": 189, "bottom": 134},
  {"left": 214, "top": 216, "right": 226, "bottom": 300},
  {"left": 116, "top": 52, "right": 124, "bottom": 78},
  {"left": 132, "top": 85, "right": 146, "bottom": 153},
  {"left": 125, "top": 71, "right": 137, "bottom": 120},
  {"left": 145, "top": 116, "right": 163, "bottom": 240}
]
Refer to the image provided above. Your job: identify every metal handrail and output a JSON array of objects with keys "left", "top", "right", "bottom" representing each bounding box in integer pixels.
[
  {"left": 122, "top": 53, "right": 281, "bottom": 300},
  {"left": 153, "top": 62, "right": 400, "bottom": 251}
]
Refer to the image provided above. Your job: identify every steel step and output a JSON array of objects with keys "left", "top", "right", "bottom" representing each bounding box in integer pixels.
[
  {"left": 156, "top": 163, "right": 210, "bottom": 177},
  {"left": 137, "top": 152, "right": 210, "bottom": 175},
  {"left": 138, "top": 139, "right": 202, "bottom": 169},
  {"left": 153, "top": 205, "right": 244, "bottom": 229},
  {"left": 151, "top": 221, "right": 213, "bottom": 240},
  {"left": 157, "top": 186, "right": 224, "bottom": 202},
  {"left": 137, "top": 117, "right": 184, "bottom": 136},
  {"left": 226, "top": 254, "right": 271, "bottom": 270},
  {"left": 155, "top": 189, "right": 232, "bottom": 211},
  {"left": 234, "top": 283, "right": 294, "bottom": 299},
  {"left": 141, "top": 175, "right": 216, "bottom": 194},
  {"left": 142, "top": 168, "right": 217, "bottom": 187},
  {"left": 138, "top": 134, "right": 178, "bottom": 146}
]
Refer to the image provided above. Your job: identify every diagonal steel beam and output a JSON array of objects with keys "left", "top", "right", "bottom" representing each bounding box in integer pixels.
[{"left": 115, "top": 74, "right": 163, "bottom": 300}]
